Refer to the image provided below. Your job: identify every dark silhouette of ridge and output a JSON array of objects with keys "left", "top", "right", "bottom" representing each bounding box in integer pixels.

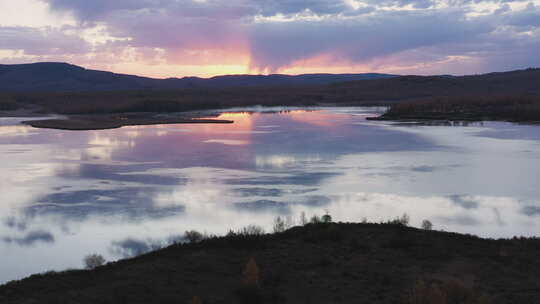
[
  {"left": 0, "top": 62, "right": 397, "bottom": 92},
  {"left": 0, "top": 223, "right": 539, "bottom": 303},
  {"left": 333, "top": 67, "right": 540, "bottom": 97}
]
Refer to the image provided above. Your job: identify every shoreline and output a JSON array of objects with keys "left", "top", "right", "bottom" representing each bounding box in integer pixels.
[
  {"left": 367, "top": 114, "right": 540, "bottom": 124},
  {"left": 4, "top": 103, "right": 540, "bottom": 131}
]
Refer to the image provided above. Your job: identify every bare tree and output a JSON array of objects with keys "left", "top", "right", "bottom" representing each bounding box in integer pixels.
[{"left": 300, "top": 212, "right": 308, "bottom": 226}]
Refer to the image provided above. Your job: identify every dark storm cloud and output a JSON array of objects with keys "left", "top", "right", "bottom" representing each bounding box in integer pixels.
[
  {"left": 110, "top": 235, "right": 183, "bottom": 258},
  {"left": 2, "top": 230, "right": 55, "bottom": 246},
  {"left": 44, "top": 0, "right": 153, "bottom": 20},
  {"left": 363, "top": 0, "right": 437, "bottom": 8},
  {"left": 110, "top": 237, "right": 164, "bottom": 258},
  {"left": 0, "top": 26, "right": 90, "bottom": 55},
  {"left": 522, "top": 205, "right": 540, "bottom": 216},
  {"left": 44, "top": 0, "right": 350, "bottom": 20},
  {"left": 3, "top": 216, "right": 27, "bottom": 231},
  {"left": 248, "top": 8, "right": 494, "bottom": 70},
  {"left": 505, "top": 3, "right": 540, "bottom": 27},
  {"left": 255, "top": 0, "right": 351, "bottom": 16},
  {"left": 23, "top": 188, "right": 185, "bottom": 222}
]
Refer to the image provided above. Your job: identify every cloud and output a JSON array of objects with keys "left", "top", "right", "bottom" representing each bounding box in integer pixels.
[
  {"left": 248, "top": 8, "right": 494, "bottom": 71},
  {"left": 3, "top": 216, "right": 27, "bottom": 231},
  {"left": 448, "top": 195, "right": 479, "bottom": 209},
  {"left": 110, "top": 235, "right": 183, "bottom": 258},
  {"left": 42, "top": 0, "right": 152, "bottom": 21},
  {"left": 2, "top": 230, "right": 55, "bottom": 246},
  {"left": 110, "top": 237, "right": 164, "bottom": 258},
  {"left": 0, "top": 0, "right": 538, "bottom": 76},
  {"left": 505, "top": 2, "right": 540, "bottom": 27},
  {"left": 0, "top": 26, "right": 91, "bottom": 55}
]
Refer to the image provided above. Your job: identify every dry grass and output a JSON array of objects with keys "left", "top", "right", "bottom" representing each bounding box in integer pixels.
[{"left": 406, "top": 279, "right": 490, "bottom": 304}]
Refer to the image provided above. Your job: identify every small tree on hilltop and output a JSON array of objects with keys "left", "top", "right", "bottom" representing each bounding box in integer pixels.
[
  {"left": 310, "top": 215, "right": 322, "bottom": 224},
  {"left": 239, "top": 225, "right": 265, "bottom": 236},
  {"left": 322, "top": 211, "right": 332, "bottom": 223},
  {"left": 84, "top": 254, "right": 105, "bottom": 269},
  {"left": 184, "top": 230, "right": 204, "bottom": 243},
  {"left": 421, "top": 220, "right": 433, "bottom": 230},
  {"left": 400, "top": 213, "right": 410, "bottom": 226}
]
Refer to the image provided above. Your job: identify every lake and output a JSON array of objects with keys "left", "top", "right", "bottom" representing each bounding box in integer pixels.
[{"left": 1, "top": 107, "right": 539, "bottom": 284}]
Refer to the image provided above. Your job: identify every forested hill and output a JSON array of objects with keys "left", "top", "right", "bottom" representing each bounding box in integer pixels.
[{"left": 0, "top": 62, "right": 396, "bottom": 92}]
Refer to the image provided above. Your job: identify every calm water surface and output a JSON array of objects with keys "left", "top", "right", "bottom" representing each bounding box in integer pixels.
[{"left": 1, "top": 107, "right": 540, "bottom": 283}]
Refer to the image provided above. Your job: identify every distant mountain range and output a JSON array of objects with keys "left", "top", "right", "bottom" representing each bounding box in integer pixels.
[
  {"left": 1, "top": 63, "right": 539, "bottom": 117},
  {"left": 0, "top": 62, "right": 397, "bottom": 92}
]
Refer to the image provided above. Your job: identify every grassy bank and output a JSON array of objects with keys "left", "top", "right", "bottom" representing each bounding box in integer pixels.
[
  {"left": 1, "top": 220, "right": 539, "bottom": 304},
  {"left": 370, "top": 95, "right": 540, "bottom": 122}
]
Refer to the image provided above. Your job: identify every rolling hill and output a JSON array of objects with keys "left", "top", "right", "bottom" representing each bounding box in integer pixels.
[{"left": 0, "top": 62, "right": 396, "bottom": 92}]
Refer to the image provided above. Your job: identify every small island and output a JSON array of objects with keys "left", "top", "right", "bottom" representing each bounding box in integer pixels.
[{"left": 21, "top": 113, "right": 233, "bottom": 131}]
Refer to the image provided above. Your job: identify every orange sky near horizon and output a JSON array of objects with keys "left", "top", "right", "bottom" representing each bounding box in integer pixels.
[
  {"left": 78, "top": 47, "right": 474, "bottom": 78},
  {"left": 2, "top": 0, "right": 537, "bottom": 78},
  {"left": 86, "top": 55, "right": 394, "bottom": 79}
]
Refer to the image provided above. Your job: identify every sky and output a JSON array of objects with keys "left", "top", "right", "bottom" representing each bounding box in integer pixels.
[{"left": 0, "top": 0, "right": 539, "bottom": 78}]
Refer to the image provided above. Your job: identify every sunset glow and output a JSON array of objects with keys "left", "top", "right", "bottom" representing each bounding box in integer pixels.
[{"left": 1, "top": 0, "right": 540, "bottom": 77}]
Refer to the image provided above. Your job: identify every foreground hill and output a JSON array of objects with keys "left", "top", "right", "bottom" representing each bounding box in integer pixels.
[
  {"left": 1, "top": 223, "right": 539, "bottom": 304},
  {"left": 0, "top": 62, "right": 396, "bottom": 92}
]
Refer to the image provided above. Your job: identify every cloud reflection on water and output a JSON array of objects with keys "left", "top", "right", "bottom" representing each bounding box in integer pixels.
[{"left": 1, "top": 108, "right": 540, "bottom": 284}]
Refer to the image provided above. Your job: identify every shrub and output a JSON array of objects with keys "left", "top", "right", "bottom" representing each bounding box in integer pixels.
[
  {"left": 421, "top": 220, "right": 433, "bottom": 230},
  {"left": 310, "top": 215, "right": 322, "bottom": 224},
  {"left": 184, "top": 230, "right": 204, "bottom": 243},
  {"left": 243, "top": 257, "right": 260, "bottom": 286},
  {"left": 221, "top": 226, "right": 267, "bottom": 249},
  {"left": 84, "top": 254, "right": 106, "bottom": 269},
  {"left": 389, "top": 213, "right": 410, "bottom": 226},
  {"left": 238, "top": 225, "right": 265, "bottom": 236},
  {"left": 322, "top": 211, "right": 332, "bottom": 223}
]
